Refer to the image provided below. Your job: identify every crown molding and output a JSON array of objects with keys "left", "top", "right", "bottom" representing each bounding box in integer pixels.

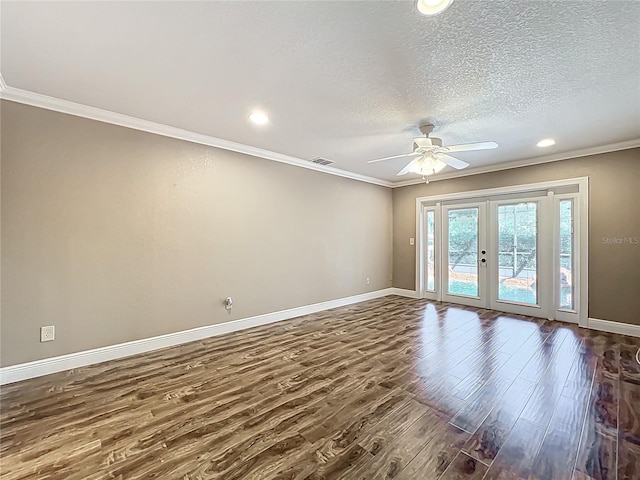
[
  {"left": 0, "top": 84, "right": 394, "bottom": 188},
  {"left": 1, "top": 81, "right": 637, "bottom": 190},
  {"left": 391, "top": 139, "right": 640, "bottom": 188}
]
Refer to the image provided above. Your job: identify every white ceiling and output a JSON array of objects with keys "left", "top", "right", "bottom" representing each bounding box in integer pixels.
[{"left": 2, "top": 1, "right": 639, "bottom": 184}]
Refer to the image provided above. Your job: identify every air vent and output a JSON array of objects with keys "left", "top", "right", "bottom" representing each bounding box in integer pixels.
[{"left": 310, "top": 157, "right": 335, "bottom": 166}]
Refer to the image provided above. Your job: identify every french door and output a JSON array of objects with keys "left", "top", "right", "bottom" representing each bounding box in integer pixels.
[
  {"left": 441, "top": 202, "right": 487, "bottom": 309},
  {"left": 488, "top": 197, "right": 552, "bottom": 317},
  {"left": 428, "top": 195, "right": 554, "bottom": 318},
  {"left": 418, "top": 179, "right": 586, "bottom": 324}
]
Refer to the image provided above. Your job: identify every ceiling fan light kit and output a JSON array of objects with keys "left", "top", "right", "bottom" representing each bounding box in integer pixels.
[
  {"left": 408, "top": 155, "right": 447, "bottom": 183},
  {"left": 416, "top": 0, "right": 454, "bottom": 16}
]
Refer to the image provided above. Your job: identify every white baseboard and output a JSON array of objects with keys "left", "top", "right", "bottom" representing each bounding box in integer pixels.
[
  {"left": 587, "top": 317, "right": 640, "bottom": 338},
  {"left": 0, "top": 288, "right": 394, "bottom": 385},
  {"left": 9, "top": 292, "right": 634, "bottom": 385},
  {"left": 389, "top": 288, "right": 420, "bottom": 298}
]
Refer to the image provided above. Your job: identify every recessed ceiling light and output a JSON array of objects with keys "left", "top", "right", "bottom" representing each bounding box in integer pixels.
[
  {"left": 249, "top": 111, "right": 269, "bottom": 125},
  {"left": 536, "top": 138, "right": 556, "bottom": 148},
  {"left": 416, "top": 0, "right": 454, "bottom": 16}
]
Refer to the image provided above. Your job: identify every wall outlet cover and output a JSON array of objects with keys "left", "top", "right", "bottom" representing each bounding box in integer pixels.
[{"left": 40, "top": 326, "right": 55, "bottom": 342}]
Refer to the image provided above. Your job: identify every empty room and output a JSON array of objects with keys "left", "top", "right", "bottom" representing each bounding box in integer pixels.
[{"left": 1, "top": 1, "right": 639, "bottom": 479}]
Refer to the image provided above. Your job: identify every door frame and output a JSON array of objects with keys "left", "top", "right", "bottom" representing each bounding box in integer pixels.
[{"left": 415, "top": 177, "right": 589, "bottom": 326}]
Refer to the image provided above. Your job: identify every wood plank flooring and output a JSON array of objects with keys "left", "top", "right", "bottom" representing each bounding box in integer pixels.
[{"left": 1, "top": 296, "right": 639, "bottom": 479}]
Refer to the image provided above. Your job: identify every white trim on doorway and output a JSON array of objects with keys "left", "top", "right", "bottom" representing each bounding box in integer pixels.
[{"left": 414, "top": 177, "right": 589, "bottom": 326}]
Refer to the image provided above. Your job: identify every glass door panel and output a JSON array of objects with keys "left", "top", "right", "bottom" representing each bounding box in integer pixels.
[
  {"left": 426, "top": 210, "right": 436, "bottom": 292},
  {"left": 496, "top": 202, "right": 538, "bottom": 305},
  {"left": 447, "top": 208, "right": 479, "bottom": 297},
  {"left": 558, "top": 199, "right": 574, "bottom": 310}
]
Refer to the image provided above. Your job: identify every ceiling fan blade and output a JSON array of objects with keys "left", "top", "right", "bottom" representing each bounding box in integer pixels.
[
  {"left": 445, "top": 141, "right": 498, "bottom": 153},
  {"left": 366, "top": 152, "right": 420, "bottom": 164},
  {"left": 437, "top": 153, "right": 469, "bottom": 170},
  {"left": 396, "top": 159, "right": 418, "bottom": 176}
]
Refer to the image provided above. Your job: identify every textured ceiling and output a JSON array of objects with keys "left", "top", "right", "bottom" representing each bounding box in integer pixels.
[{"left": 1, "top": 1, "right": 639, "bottom": 183}]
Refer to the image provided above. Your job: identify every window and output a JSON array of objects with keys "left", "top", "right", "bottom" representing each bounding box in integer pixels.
[
  {"left": 426, "top": 210, "right": 435, "bottom": 291},
  {"left": 559, "top": 199, "right": 574, "bottom": 310}
]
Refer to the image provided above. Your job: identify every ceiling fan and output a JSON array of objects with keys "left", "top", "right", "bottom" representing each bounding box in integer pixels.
[{"left": 367, "top": 124, "right": 498, "bottom": 182}]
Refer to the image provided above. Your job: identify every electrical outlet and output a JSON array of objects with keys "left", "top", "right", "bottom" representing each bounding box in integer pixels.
[
  {"left": 40, "top": 325, "right": 55, "bottom": 342},
  {"left": 366, "top": 277, "right": 370, "bottom": 285}
]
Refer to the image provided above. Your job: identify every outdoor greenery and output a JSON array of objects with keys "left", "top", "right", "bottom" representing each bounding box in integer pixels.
[
  {"left": 447, "top": 203, "right": 540, "bottom": 279},
  {"left": 448, "top": 208, "right": 479, "bottom": 267},
  {"left": 497, "top": 203, "right": 537, "bottom": 277},
  {"left": 559, "top": 200, "right": 573, "bottom": 270},
  {"left": 433, "top": 201, "right": 573, "bottom": 281}
]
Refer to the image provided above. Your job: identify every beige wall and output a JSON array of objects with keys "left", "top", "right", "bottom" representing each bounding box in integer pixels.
[
  {"left": 393, "top": 148, "right": 640, "bottom": 325},
  {"left": 0, "top": 101, "right": 393, "bottom": 367},
  {"left": 2, "top": 99, "right": 638, "bottom": 368}
]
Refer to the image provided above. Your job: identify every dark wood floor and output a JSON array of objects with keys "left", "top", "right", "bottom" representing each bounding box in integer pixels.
[{"left": 1, "top": 296, "right": 639, "bottom": 480}]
